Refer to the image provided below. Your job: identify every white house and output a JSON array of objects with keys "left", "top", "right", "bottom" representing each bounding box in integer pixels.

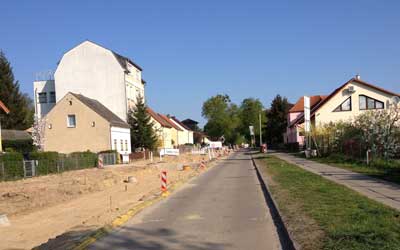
[
  {"left": 34, "top": 40, "right": 146, "bottom": 121},
  {"left": 286, "top": 76, "right": 400, "bottom": 146}
]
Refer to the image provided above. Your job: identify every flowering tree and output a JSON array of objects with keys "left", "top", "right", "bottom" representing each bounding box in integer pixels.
[
  {"left": 354, "top": 103, "right": 400, "bottom": 158},
  {"left": 32, "top": 115, "right": 46, "bottom": 151}
]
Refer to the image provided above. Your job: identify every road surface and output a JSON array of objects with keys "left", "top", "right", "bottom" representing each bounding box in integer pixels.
[{"left": 89, "top": 151, "right": 282, "bottom": 250}]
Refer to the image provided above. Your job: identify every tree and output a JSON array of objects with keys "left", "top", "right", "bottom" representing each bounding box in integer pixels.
[
  {"left": 239, "top": 98, "right": 265, "bottom": 144},
  {"left": 353, "top": 102, "right": 400, "bottom": 158},
  {"left": 0, "top": 51, "right": 34, "bottom": 129},
  {"left": 32, "top": 116, "right": 46, "bottom": 151},
  {"left": 264, "top": 95, "right": 292, "bottom": 145},
  {"left": 202, "top": 94, "right": 240, "bottom": 144},
  {"left": 128, "top": 95, "right": 159, "bottom": 150}
]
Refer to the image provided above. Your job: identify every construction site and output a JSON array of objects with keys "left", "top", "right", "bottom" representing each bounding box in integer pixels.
[{"left": 0, "top": 152, "right": 223, "bottom": 250}]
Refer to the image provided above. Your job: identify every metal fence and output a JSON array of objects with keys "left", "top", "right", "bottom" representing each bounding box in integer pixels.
[
  {"left": 100, "top": 153, "right": 117, "bottom": 166},
  {"left": 0, "top": 155, "right": 97, "bottom": 182},
  {"left": 312, "top": 135, "right": 400, "bottom": 163}
]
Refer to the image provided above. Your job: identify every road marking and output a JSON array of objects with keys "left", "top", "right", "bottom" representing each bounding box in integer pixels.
[{"left": 184, "top": 214, "right": 204, "bottom": 220}]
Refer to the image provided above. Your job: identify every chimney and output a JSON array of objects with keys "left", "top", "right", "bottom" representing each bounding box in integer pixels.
[{"left": 355, "top": 74, "right": 361, "bottom": 80}]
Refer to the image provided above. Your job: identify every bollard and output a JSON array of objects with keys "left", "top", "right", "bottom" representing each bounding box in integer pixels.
[{"left": 161, "top": 170, "right": 169, "bottom": 197}]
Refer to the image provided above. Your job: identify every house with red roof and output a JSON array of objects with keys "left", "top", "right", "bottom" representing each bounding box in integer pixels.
[
  {"left": 169, "top": 116, "right": 194, "bottom": 145},
  {"left": 0, "top": 100, "right": 10, "bottom": 152},
  {"left": 285, "top": 75, "right": 400, "bottom": 146},
  {"left": 147, "top": 108, "right": 188, "bottom": 149}
]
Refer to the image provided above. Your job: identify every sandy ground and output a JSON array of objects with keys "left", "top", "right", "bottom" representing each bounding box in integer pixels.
[{"left": 0, "top": 153, "right": 214, "bottom": 250}]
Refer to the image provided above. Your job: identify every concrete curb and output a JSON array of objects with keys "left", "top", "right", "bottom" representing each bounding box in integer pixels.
[
  {"left": 72, "top": 156, "right": 228, "bottom": 250},
  {"left": 251, "top": 154, "right": 299, "bottom": 250}
]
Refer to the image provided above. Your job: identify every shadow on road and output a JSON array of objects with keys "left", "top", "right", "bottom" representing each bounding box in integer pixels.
[
  {"left": 89, "top": 226, "right": 230, "bottom": 250},
  {"left": 34, "top": 225, "right": 231, "bottom": 250}
]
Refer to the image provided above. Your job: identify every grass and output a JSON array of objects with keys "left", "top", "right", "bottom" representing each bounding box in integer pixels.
[
  {"left": 307, "top": 154, "right": 400, "bottom": 185},
  {"left": 255, "top": 154, "right": 400, "bottom": 250}
]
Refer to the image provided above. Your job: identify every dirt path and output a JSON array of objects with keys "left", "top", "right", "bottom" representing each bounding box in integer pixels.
[{"left": 0, "top": 153, "right": 214, "bottom": 250}]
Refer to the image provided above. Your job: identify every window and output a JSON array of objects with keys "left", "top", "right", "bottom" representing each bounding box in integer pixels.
[
  {"left": 136, "top": 70, "right": 140, "bottom": 80},
  {"left": 120, "top": 140, "right": 124, "bottom": 151},
  {"left": 359, "top": 95, "right": 384, "bottom": 110},
  {"left": 333, "top": 97, "right": 352, "bottom": 112},
  {"left": 125, "top": 140, "right": 128, "bottom": 151},
  {"left": 114, "top": 139, "right": 117, "bottom": 150},
  {"left": 38, "top": 92, "right": 47, "bottom": 103},
  {"left": 49, "top": 92, "right": 56, "bottom": 103},
  {"left": 67, "top": 115, "right": 76, "bottom": 128}
]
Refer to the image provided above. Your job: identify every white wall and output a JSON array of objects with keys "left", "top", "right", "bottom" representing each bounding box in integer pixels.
[
  {"left": 110, "top": 126, "right": 131, "bottom": 157},
  {"left": 188, "top": 131, "right": 194, "bottom": 144},
  {"left": 169, "top": 118, "right": 194, "bottom": 145},
  {"left": 33, "top": 80, "right": 55, "bottom": 119},
  {"left": 315, "top": 80, "right": 395, "bottom": 126},
  {"left": 55, "top": 41, "right": 128, "bottom": 121}
]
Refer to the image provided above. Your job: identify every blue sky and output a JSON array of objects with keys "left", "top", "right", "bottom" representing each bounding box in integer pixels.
[{"left": 1, "top": 0, "right": 400, "bottom": 126}]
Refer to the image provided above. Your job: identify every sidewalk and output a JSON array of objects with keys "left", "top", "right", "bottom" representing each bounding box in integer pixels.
[{"left": 271, "top": 152, "right": 400, "bottom": 211}]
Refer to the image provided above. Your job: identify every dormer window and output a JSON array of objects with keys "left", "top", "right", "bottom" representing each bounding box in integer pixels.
[
  {"left": 359, "top": 95, "right": 384, "bottom": 110},
  {"left": 333, "top": 97, "right": 352, "bottom": 112}
]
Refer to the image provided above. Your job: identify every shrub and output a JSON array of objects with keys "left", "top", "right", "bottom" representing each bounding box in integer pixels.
[
  {"left": 69, "top": 151, "right": 98, "bottom": 169},
  {"left": 285, "top": 142, "right": 300, "bottom": 152},
  {"left": 2, "top": 139, "right": 35, "bottom": 154},
  {"left": 0, "top": 152, "right": 24, "bottom": 180},
  {"left": 29, "top": 151, "right": 59, "bottom": 175}
]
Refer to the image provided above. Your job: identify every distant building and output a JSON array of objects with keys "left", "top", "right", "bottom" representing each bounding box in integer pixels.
[
  {"left": 147, "top": 108, "right": 173, "bottom": 149},
  {"left": 0, "top": 100, "right": 10, "bottom": 152},
  {"left": 33, "top": 79, "right": 56, "bottom": 119},
  {"left": 43, "top": 92, "right": 131, "bottom": 162},
  {"left": 181, "top": 119, "right": 199, "bottom": 131},
  {"left": 169, "top": 116, "right": 194, "bottom": 145},
  {"left": 34, "top": 40, "right": 146, "bottom": 121},
  {"left": 285, "top": 76, "right": 400, "bottom": 146}
]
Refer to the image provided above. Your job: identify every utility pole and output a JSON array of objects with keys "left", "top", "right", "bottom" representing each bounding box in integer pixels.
[{"left": 259, "top": 113, "right": 262, "bottom": 147}]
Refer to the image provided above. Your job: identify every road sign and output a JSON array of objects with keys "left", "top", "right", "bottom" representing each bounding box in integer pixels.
[
  {"left": 304, "top": 96, "right": 311, "bottom": 133},
  {"left": 160, "top": 148, "right": 180, "bottom": 156},
  {"left": 249, "top": 126, "right": 254, "bottom": 136}
]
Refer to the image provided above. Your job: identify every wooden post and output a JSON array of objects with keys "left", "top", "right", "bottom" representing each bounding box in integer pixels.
[{"left": 1, "top": 162, "right": 5, "bottom": 181}]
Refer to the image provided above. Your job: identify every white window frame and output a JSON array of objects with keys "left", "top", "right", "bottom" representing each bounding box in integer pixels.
[{"left": 67, "top": 114, "right": 76, "bottom": 128}]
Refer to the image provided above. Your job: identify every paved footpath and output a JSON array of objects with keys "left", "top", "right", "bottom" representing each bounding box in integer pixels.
[
  {"left": 89, "top": 151, "right": 282, "bottom": 250},
  {"left": 273, "top": 152, "right": 400, "bottom": 211}
]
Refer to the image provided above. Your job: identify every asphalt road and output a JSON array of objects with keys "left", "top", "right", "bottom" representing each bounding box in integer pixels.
[{"left": 89, "top": 150, "right": 282, "bottom": 250}]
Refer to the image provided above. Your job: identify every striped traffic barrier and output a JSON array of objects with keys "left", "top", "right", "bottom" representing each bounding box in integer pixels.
[
  {"left": 98, "top": 155, "right": 104, "bottom": 169},
  {"left": 161, "top": 170, "right": 169, "bottom": 197},
  {"left": 199, "top": 160, "right": 206, "bottom": 170}
]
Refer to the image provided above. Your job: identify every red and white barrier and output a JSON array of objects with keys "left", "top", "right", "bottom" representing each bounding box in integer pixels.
[
  {"left": 161, "top": 170, "right": 167, "bottom": 193},
  {"left": 200, "top": 160, "right": 206, "bottom": 170},
  {"left": 98, "top": 155, "right": 104, "bottom": 169}
]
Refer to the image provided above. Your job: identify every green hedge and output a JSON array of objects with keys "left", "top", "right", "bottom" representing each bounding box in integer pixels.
[
  {"left": 285, "top": 142, "right": 300, "bottom": 152},
  {"left": 66, "top": 151, "right": 98, "bottom": 169},
  {"left": 0, "top": 151, "right": 99, "bottom": 181},
  {"left": 29, "top": 151, "right": 59, "bottom": 175},
  {"left": 0, "top": 152, "right": 24, "bottom": 180},
  {"left": 3, "top": 139, "right": 35, "bottom": 154}
]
